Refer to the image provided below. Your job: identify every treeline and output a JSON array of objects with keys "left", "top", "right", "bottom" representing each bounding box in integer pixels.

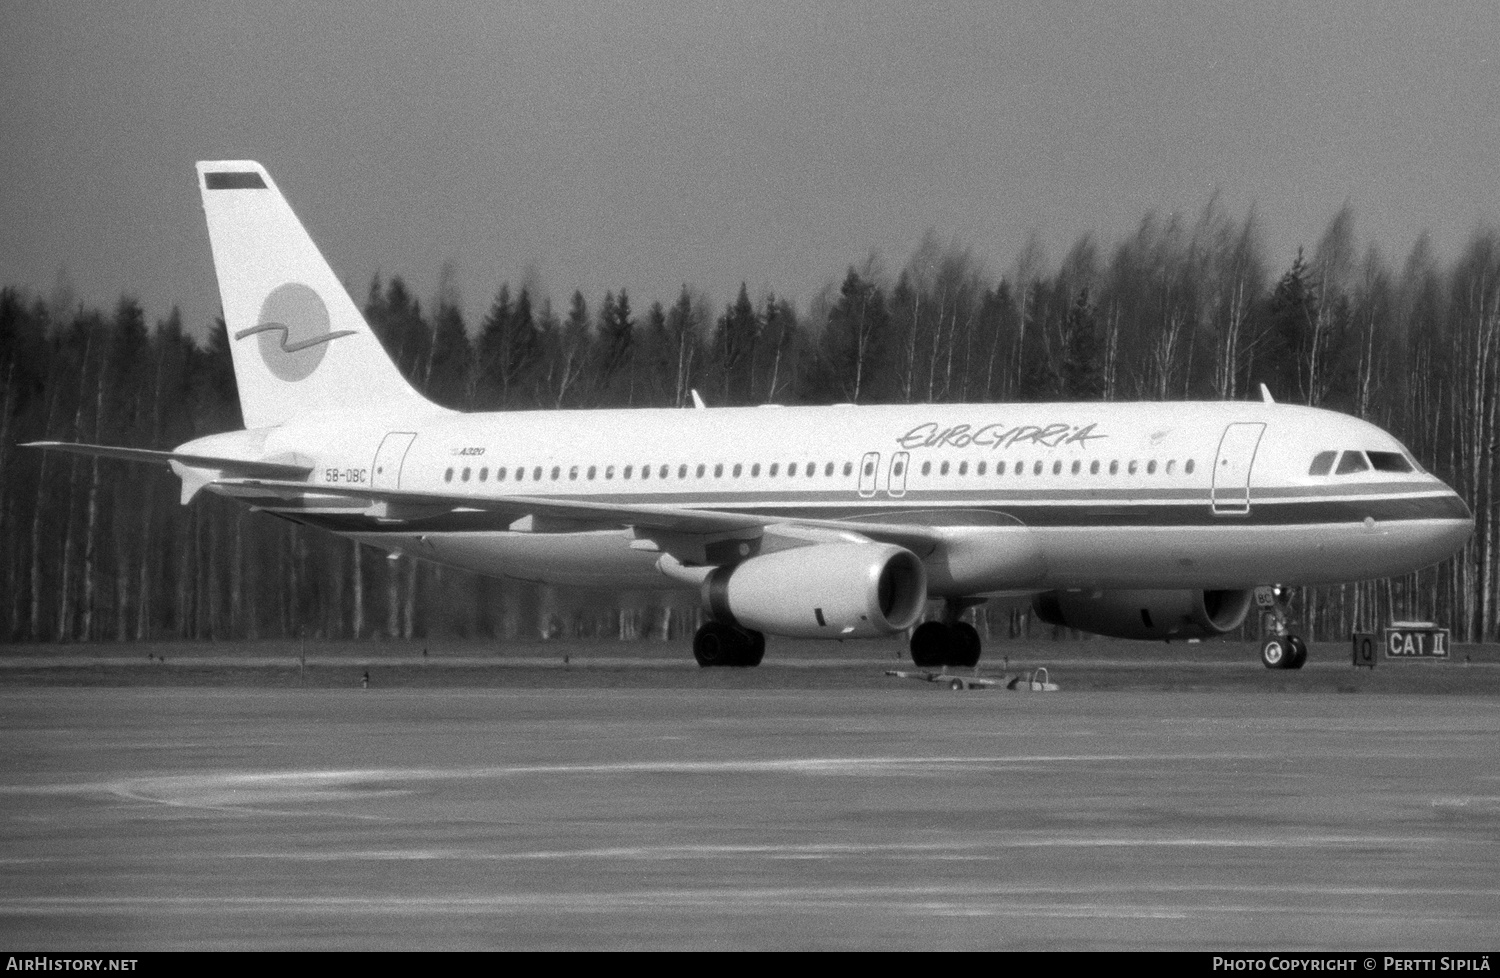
[{"left": 1, "top": 199, "right": 1496, "bottom": 644}]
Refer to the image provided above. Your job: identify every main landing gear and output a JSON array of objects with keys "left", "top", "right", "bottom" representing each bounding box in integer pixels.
[
  {"left": 908, "top": 600, "right": 985, "bottom": 668},
  {"left": 1257, "top": 585, "right": 1307, "bottom": 670},
  {"left": 692, "top": 621, "right": 765, "bottom": 667}
]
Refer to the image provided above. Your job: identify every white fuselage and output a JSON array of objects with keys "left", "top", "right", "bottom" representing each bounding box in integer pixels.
[{"left": 188, "top": 400, "right": 1473, "bottom": 598}]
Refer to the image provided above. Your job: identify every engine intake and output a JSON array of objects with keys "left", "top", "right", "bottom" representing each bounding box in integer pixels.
[
  {"left": 703, "top": 543, "right": 927, "bottom": 639},
  {"left": 1032, "top": 588, "right": 1254, "bottom": 641}
]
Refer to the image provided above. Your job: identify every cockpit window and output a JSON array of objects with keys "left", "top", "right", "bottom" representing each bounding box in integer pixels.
[
  {"left": 1334, "top": 451, "right": 1370, "bottom": 475},
  {"left": 1367, "top": 451, "right": 1413, "bottom": 473},
  {"left": 1308, "top": 451, "right": 1337, "bottom": 476}
]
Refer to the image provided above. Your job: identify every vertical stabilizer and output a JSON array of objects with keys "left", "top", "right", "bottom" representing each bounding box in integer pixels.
[{"left": 196, "top": 161, "right": 443, "bottom": 429}]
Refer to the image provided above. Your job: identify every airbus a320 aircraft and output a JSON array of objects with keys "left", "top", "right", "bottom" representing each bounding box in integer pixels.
[{"left": 28, "top": 162, "right": 1475, "bottom": 670}]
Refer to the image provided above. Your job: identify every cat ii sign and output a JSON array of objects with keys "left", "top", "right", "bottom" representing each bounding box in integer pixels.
[{"left": 1385, "top": 623, "right": 1450, "bottom": 660}]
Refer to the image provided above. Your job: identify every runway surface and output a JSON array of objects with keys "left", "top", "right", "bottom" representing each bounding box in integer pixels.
[{"left": 2, "top": 687, "right": 1498, "bottom": 950}]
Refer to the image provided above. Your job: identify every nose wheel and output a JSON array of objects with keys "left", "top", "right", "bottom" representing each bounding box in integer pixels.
[
  {"left": 1260, "top": 634, "right": 1307, "bottom": 670},
  {"left": 1256, "top": 586, "right": 1307, "bottom": 670}
]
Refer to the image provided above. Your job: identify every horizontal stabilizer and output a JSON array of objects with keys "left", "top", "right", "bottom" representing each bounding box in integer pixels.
[{"left": 23, "top": 442, "right": 312, "bottom": 480}]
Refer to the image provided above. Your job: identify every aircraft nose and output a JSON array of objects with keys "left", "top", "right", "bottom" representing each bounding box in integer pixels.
[{"left": 1442, "top": 485, "right": 1475, "bottom": 549}]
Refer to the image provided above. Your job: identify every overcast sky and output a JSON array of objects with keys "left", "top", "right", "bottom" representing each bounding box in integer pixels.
[{"left": 3, "top": 0, "right": 1498, "bottom": 334}]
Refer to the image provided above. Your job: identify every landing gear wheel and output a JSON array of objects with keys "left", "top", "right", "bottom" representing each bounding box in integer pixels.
[
  {"left": 910, "top": 621, "right": 950, "bottom": 668},
  {"left": 742, "top": 629, "right": 766, "bottom": 667},
  {"left": 693, "top": 622, "right": 765, "bottom": 667},
  {"left": 951, "top": 622, "right": 982, "bottom": 668},
  {"left": 1286, "top": 635, "right": 1307, "bottom": 670},
  {"left": 909, "top": 620, "right": 984, "bottom": 668},
  {"left": 1261, "top": 637, "right": 1288, "bottom": 670},
  {"left": 694, "top": 622, "right": 740, "bottom": 667}
]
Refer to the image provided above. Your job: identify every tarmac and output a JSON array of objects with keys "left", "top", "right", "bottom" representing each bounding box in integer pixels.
[{"left": 2, "top": 675, "right": 1498, "bottom": 950}]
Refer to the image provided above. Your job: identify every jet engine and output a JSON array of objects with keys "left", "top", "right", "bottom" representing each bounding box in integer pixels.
[
  {"left": 1032, "top": 588, "right": 1254, "bottom": 641},
  {"left": 702, "top": 543, "right": 927, "bottom": 639}
]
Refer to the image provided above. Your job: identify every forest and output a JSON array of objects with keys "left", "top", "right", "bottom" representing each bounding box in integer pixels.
[{"left": 1, "top": 198, "right": 1497, "bottom": 645}]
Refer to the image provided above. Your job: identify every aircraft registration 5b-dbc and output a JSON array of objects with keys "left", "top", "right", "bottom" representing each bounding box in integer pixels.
[{"left": 27, "top": 162, "right": 1475, "bottom": 670}]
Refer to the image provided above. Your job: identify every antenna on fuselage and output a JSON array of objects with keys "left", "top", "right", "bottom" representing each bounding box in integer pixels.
[
  {"left": 1259, "top": 383, "right": 1275, "bottom": 404},
  {"left": 690, "top": 389, "right": 707, "bottom": 409}
]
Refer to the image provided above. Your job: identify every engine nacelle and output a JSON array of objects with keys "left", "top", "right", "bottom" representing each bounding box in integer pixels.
[
  {"left": 1032, "top": 588, "right": 1254, "bottom": 641},
  {"left": 702, "top": 543, "right": 927, "bottom": 639}
]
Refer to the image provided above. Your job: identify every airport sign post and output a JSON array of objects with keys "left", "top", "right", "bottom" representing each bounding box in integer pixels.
[{"left": 1351, "top": 631, "right": 1377, "bottom": 668}]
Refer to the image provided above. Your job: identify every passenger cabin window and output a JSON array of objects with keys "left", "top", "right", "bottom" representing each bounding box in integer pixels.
[
  {"left": 1367, "top": 451, "right": 1413, "bottom": 473},
  {"left": 1308, "top": 451, "right": 1337, "bottom": 476},
  {"left": 1335, "top": 451, "right": 1370, "bottom": 475}
]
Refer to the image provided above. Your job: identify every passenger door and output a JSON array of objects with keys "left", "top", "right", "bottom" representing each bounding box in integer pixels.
[
  {"left": 1211, "top": 423, "right": 1265, "bottom": 515},
  {"left": 371, "top": 432, "right": 418, "bottom": 490}
]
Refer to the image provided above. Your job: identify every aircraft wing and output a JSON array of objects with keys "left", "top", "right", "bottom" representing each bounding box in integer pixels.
[
  {"left": 214, "top": 477, "right": 952, "bottom": 553},
  {"left": 217, "top": 478, "right": 772, "bottom": 534}
]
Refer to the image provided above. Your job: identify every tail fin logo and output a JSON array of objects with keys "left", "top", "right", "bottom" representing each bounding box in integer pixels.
[{"left": 234, "top": 283, "right": 355, "bottom": 382}]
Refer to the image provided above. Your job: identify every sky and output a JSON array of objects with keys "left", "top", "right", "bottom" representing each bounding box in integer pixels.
[{"left": 3, "top": 0, "right": 1498, "bottom": 336}]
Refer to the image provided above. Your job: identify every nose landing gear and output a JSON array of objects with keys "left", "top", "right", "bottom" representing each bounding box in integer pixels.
[{"left": 1257, "top": 586, "right": 1307, "bottom": 670}]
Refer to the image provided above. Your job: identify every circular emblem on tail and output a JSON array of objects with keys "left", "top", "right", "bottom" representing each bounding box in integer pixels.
[{"left": 235, "top": 283, "right": 353, "bottom": 383}]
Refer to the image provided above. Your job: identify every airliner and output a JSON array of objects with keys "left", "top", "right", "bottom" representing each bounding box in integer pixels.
[{"left": 27, "top": 162, "right": 1475, "bottom": 670}]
